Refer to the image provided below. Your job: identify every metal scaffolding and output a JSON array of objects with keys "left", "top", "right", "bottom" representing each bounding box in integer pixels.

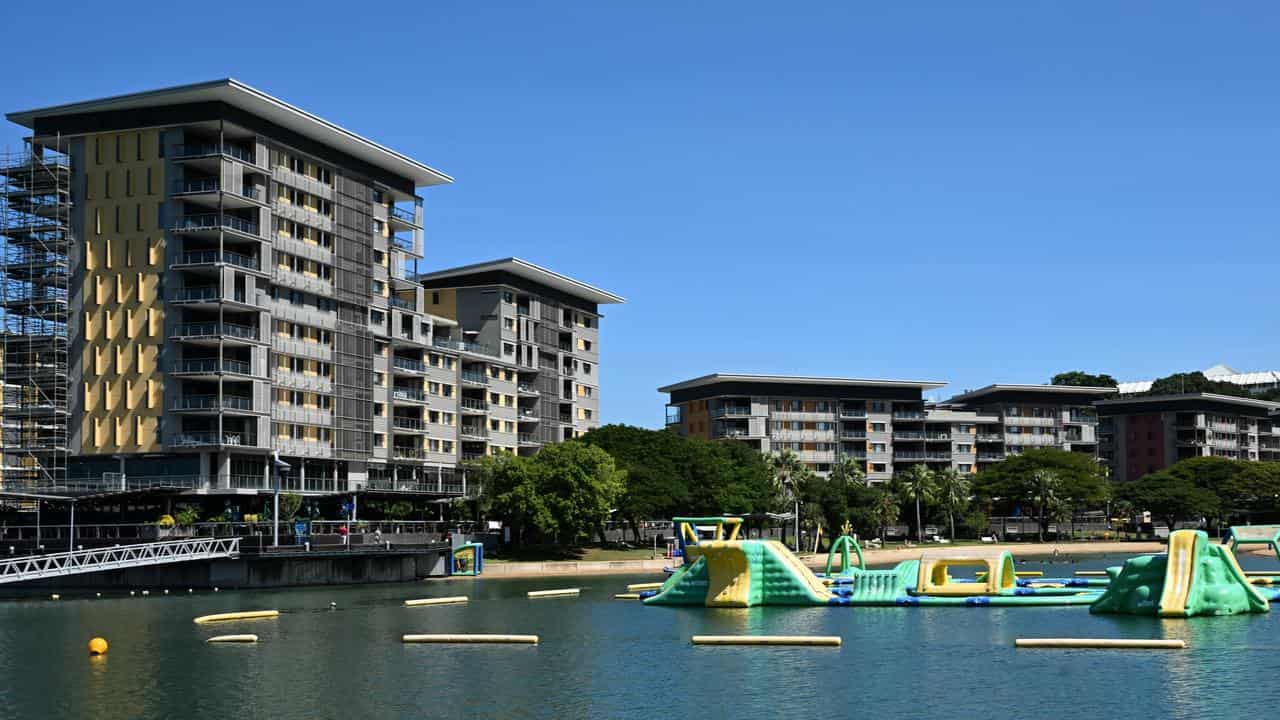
[{"left": 0, "top": 139, "right": 71, "bottom": 492}]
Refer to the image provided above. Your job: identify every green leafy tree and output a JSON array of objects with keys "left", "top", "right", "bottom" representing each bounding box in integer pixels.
[
  {"left": 1145, "top": 371, "right": 1252, "bottom": 399},
  {"left": 473, "top": 454, "right": 552, "bottom": 546},
  {"left": 1051, "top": 371, "right": 1119, "bottom": 388},
  {"left": 768, "top": 450, "right": 812, "bottom": 544},
  {"left": 1117, "top": 471, "right": 1221, "bottom": 530},
  {"left": 894, "top": 464, "right": 936, "bottom": 543},
  {"left": 934, "top": 468, "right": 971, "bottom": 540},
  {"left": 1028, "top": 469, "right": 1060, "bottom": 542},
  {"left": 531, "top": 442, "right": 626, "bottom": 544},
  {"left": 579, "top": 425, "right": 690, "bottom": 540},
  {"left": 973, "top": 448, "right": 1110, "bottom": 540}
]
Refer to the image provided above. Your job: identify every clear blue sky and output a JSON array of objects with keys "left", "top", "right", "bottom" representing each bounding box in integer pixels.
[{"left": 4, "top": 1, "right": 1278, "bottom": 428}]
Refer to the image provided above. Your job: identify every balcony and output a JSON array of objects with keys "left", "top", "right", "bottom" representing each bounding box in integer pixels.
[
  {"left": 392, "top": 357, "right": 427, "bottom": 374},
  {"left": 839, "top": 430, "right": 867, "bottom": 440},
  {"left": 173, "top": 142, "right": 255, "bottom": 164},
  {"left": 172, "top": 358, "right": 252, "bottom": 376},
  {"left": 392, "top": 417, "right": 426, "bottom": 431},
  {"left": 172, "top": 395, "right": 255, "bottom": 412},
  {"left": 1004, "top": 434, "right": 1058, "bottom": 447},
  {"left": 170, "top": 431, "right": 258, "bottom": 448},
  {"left": 892, "top": 411, "right": 926, "bottom": 420},
  {"left": 392, "top": 388, "right": 428, "bottom": 404},
  {"left": 460, "top": 398, "right": 488, "bottom": 413},
  {"left": 390, "top": 295, "right": 416, "bottom": 311},
  {"left": 976, "top": 434, "right": 1004, "bottom": 442},
  {"left": 172, "top": 213, "right": 260, "bottom": 237},
  {"left": 518, "top": 432, "right": 539, "bottom": 446},
  {"left": 392, "top": 446, "right": 426, "bottom": 460},
  {"left": 461, "top": 452, "right": 485, "bottom": 462},
  {"left": 1066, "top": 413, "right": 1097, "bottom": 424},
  {"left": 391, "top": 235, "right": 414, "bottom": 252},
  {"left": 1004, "top": 416, "right": 1056, "bottom": 427},
  {"left": 433, "top": 338, "right": 496, "bottom": 357},
  {"left": 893, "top": 451, "right": 926, "bottom": 460},
  {"left": 925, "top": 452, "right": 953, "bottom": 461},
  {"left": 977, "top": 452, "right": 1005, "bottom": 461},
  {"left": 173, "top": 178, "right": 262, "bottom": 204},
  {"left": 839, "top": 407, "right": 866, "bottom": 418},
  {"left": 711, "top": 405, "right": 752, "bottom": 418},
  {"left": 461, "top": 371, "right": 489, "bottom": 386},
  {"left": 892, "top": 431, "right": 925, "bottom": 440},
  {"left": 173, "top": 249, "right": 260, "bottom": 272},
  {"left": 925, "top": 433, "right": 951, "bottom": 441},
  {"left": 390, "top": 205, "right": 418, "bottom": 226},
  {"left": 518, "top": 383, "right": 539, "bottom": 395},
  {"left": 171, "top": 322, "right": 260, "bottom": 343},
  {"left": 459, "top": 426, "right": 489, "bottom": 440}
]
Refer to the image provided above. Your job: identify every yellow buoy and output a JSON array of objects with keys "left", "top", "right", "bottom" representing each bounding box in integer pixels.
[
  {"left": 692, "top": 635, "right": 842, "bottom": 647},
  {"left": 527, "top": 588, "right": 580, "bottom": 598},
  {"left": 206, "top": 634, "right": 259, "bottom": 643},
  {"left": 614, "top": 593, "right": 641, "bottom": 599},
  {"left": 402, "top": 634, "right": 538, "bottom": 644},
  {"left": 1015, "top": 638, "right": 1185, "bottom": 649},
  {"left": 192, "top": 610, "right": 280, "bottom": 624},
  {"left": 626, "top": 582, "right": 664, "bottom": 591},
  {"left": 403, "top": 596, "right": 469, "bottom": 607},
  {"left": 88, "top": 637, "right": 109, "bottom": 655}
]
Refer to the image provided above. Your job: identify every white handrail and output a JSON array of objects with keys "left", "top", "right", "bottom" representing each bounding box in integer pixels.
[{"left": 0, "top": 537, "right": 240, "bottom": 584}]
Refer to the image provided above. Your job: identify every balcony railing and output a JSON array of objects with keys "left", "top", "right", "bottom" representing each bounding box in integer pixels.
[
  {"left": 173, "top": 213, "right": 260, "bottom": 237},
  {"left": 174, "top": 395, "right": 253, "bottom": 411},
  {"left": 392, "top": 417, "right": 425, "bottom": 431},
  {"left": 518, "top": 433, "right": 539, "bottom": 445},
  {"left": 711, "top": 406, "right": 752, "bottom": 417},
  {"left": 390, "top": 205, "right": 417, "bottom": 224},
  {"left": 173, "top": 286, "right": 219, "bottom": 302},
  {"left": 839, "top": 408, "right": 867, "bottom": 418},
  {"left": 839, "top": 430, "right": 867, "bottom": 440},
  {"left": 459, "top": 426, "right": 489, "bottom": 440},
  {"left": 893, "top": 451, "right": 926, "bottom": 460},
  {"left": 174, "top": 358, "right": 251, "bottom": 375},
  {"left": 461, "top": 371, "right": 489, "bottom": 386},
  {"left": 892, "top": 411, "right": 926, "bottom": 420},
  {"left": 392, "top": 388, "right": 427, "bottom": 402},
  {"left": 173, "top": 178, "right": 262, "bottom": 201},
  {"left": 392, "top": 446, "right": 426, "bottom": 460},
  {"left": 176, "top": 249, "right": 259, "bottom": 270},
  {"left": 433, "top": 338, "right": 496, "bottom": 357},
  {"left": 977, "top": 453, "right": 1005, "bottom": 461},
  {"left": 518, "top": 383, "right": 539, "bottom": 394},
  {"left": 391, "top": 235, "right": 414, "bottom": 251},
  {"left": 925, "top": 433, "right": 951, "bottom": 441},
  {"left": 392, "top": 357, "right": 426, "bottom": 373},
  {"left": 171, "top": 431, "right": 255, "bottom": 447},
  {"left": 976, "top": 434, "right": 1004, "bottom": 441},
  {"left": 173, "top": 142, "right": 255, "bottom": 163},
  {"left": 173, "top": 322, "right": 259, "bottom": 341},
  {"left": 459, "top": 398, "right": 488, "bottom": 412},
  {"left": 892, "top": 431, "right": 925, "bottom": 440},
  {"left": 389, "top": 295, "right": 415, "bottom": 311}
]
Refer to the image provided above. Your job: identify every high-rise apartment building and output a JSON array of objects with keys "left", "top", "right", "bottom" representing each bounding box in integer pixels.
[
  {"left": 0, "top": 80, "right": 621, "bottom": 499},
  {"left": 661, "top": 375, "right": 1113, "bottom": 481},
  {"left": 1097, "top": 393, "right": 1280, "bottom": 481}
]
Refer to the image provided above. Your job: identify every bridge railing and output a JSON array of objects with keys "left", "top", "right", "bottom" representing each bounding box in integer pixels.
[{"left": 0, "top": 537, "right": 240, "bottom": 584}]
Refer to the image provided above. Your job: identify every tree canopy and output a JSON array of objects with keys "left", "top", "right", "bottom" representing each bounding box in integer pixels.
[
  {"left": 973, "top": 448, "right": 1110, "bottom": 516},
  {"left": 1051, "top": 371, "right": 1119, "bottom": 388},
  {"left": 1116, "top": 471, "right": 1221, "bottom": 529}
]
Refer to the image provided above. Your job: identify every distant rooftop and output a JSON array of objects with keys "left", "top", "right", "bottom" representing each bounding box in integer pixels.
[
  {"left": 1117, "top": 364, "right": 1280, "bottom": 395},
  {"left": 6, "top": 78, "right": 452, "bottom": 188},
  {"left": 1096, "top": 392, "right": 1280, "bottom": 413},
  {"left": 416, "top": 257, "right": 625, "bottom": 305},
  {"left": 946, "top": 383, "right": 1116, "bottom": 405},
  {"left": 659, "top": 373, "right": 947, "bottom": 394}
]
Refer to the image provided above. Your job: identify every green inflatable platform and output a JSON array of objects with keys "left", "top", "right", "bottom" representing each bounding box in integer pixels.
[{"left": 1091, "top": 529, "right": 1269, "bottom": 617}]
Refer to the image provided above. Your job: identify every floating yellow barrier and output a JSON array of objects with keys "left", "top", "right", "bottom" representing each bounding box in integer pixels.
[
  {"left": 1015, "top": 638, "right": 1185, "bottom": 649},
  {"left": 1025, "top": 582, "right": 1066, "bottom": 589},
  {"left": 626, "top": 582, "right": 664, "bottom": 591},
  {"left": 404, "top": 596, "right": 469, "bottom": 607},
  {"left": 402, "top": 634, "right": 538, "bottom": 644},
  {"left": 976, "top": 571, "right": 1043, "bottom": 579},
  {"left": 527, "top": 588, "right": 580, "bottom": 598},
  {"left": 1244, "top": 571, "right": 1280, "bottom": 577},
  {"left": 614, "top": 593, "right": 641, "bottom": 599},
  {"left": 691, "top": 635, "right": 842, "bottom": 647},
  {"left": 206, "top": 634, "right": 259, "bottom": 643},
  {"left": 1074, "top": 571, "right": 1109, "bottom": 576},
  {"left": 192, "top": 610, "right": 280, "bottom": 624}
]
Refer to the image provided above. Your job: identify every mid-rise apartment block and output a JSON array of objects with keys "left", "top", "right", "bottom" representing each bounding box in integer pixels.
[
  {"left": 418, "top": 258, "right": 624, "bottom": 449},
  {"left": 661, "top": 375, "right": 1113, "bottom": 481},
  {"left": 0, "top": 80, "right": 621, "bottom": 499},
  {"left": 1097, "top": 393, "right": 1280, "bottom": 481}
]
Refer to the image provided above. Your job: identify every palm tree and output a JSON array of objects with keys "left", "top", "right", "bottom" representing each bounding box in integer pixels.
[
  {"left": 767, "top": 450, "right": 808, "bottom": 549},
  {"left": 870, "top": 488, "right": 900, "bottom": 542},
  {"left": 894, "top": 464, "right": 937, "bottom": 543},
  {"left": 935, "top": 468, "right": 971, "bottom": 540},
  {"left": 829, "top": 454, "right": 867, "bottom": 487},
  {"left": 1029, "top": 468, "right": 1060, "bottom": 542}
]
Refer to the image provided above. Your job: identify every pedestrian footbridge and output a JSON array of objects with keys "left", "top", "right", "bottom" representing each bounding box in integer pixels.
[{"left": 0, "top": 537, "right": 240, "bottom": 584}]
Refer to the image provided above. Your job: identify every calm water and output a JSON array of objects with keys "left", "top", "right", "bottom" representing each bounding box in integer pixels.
[{"left": 2, "top": 553, "right": 1280, "bottom": 719}]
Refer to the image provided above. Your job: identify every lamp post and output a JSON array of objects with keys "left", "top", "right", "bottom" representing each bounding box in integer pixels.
[{"left": 271, "top": 452, "right": 291, "bottom": 548}]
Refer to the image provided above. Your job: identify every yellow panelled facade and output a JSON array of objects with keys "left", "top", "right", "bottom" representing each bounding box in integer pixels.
[
  {"left": 424, "top": 288, "right": 457, "bottom": 320},
  {"left": 80, "top": 130, "right": 165, "bottom": 453}
]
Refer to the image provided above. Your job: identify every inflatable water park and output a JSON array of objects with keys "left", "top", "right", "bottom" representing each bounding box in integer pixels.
[{"left": 637, "top": 516, "right": 1280, "bottom": 617}]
